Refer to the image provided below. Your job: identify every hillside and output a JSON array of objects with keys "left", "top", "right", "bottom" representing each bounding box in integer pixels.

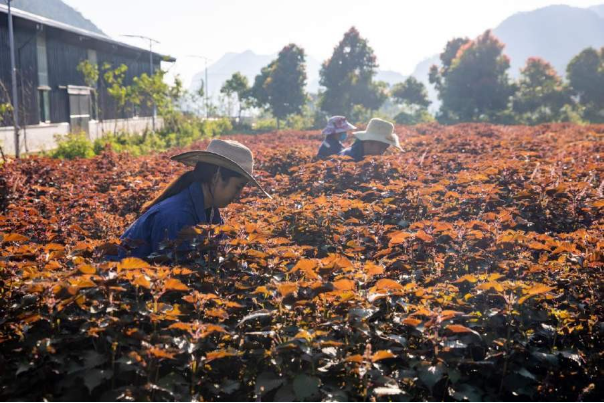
[{"left": 0, "top": 0, "right": 106, "bottom": 35}]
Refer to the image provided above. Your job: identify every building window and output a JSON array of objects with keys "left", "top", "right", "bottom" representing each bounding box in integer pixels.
[
  {"left": 36, "top": 32, "right": 50, "bottom": 123},
  {"left": 87, "top": 49, "right": 98, "bottom": 66},
  {"left": 90, "top": 90, "right": 98, "bottom": 120},
  {"left": 38, "top": 87, "right": 51, "bottom": 123},
  {"left": 87, "top": 49, "right": 99, "bottom": 120}
]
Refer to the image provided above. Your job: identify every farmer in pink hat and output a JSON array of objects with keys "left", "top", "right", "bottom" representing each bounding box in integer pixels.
[{"left": 317, "top": 116, "right": 357, "bottom": 158}]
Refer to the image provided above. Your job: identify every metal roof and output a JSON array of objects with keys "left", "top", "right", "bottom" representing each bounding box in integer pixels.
[{"left": 0, "top": 4, "right": 175, "bottom": 62}]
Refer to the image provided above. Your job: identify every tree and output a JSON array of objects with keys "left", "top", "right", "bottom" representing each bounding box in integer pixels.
[
  {"left": 391, "top": 77, "right": 431, "bottom": 110},
  {"left": 101, "top": 63, "right": 132, "bottom": 132},
  {"left": 512, "top": 57, "right": 572, "bottom": 124},
  {"left": 428, "top": 37, "right": 471, "bottom": 103},
  {"left": 319, "top": 27, "right": 386, "bottom": 118},
  {"left": 132, "top": 70, "right": 184, "bottom": 133},
  {"left": 77, "top": 60, "right": 100, "bottom": 121},
  {"left": 567, "top": 47, "right": 604, "bottom": 123},
  {"left": 0, "top": 80, "right": 13, "bottom": 126},
  {"left": 429, "top": 31, "right": 515, "bottom": 123},
  {"left": 390, "top": 77, "right": 432, "bottom": 125},
  {"left": 250, "top": 66, "right": 270, "bottom": 109},
  {"left": 0, "top": 80, "right": 16, "bottom": 155},
  {"left": 132, "top": 71, "right": 168, "bottom": 115},
  {"left": 186, "top": 81, "right": 205, "bottom": 117},
  {"left": 250, "top": 44, "right": 307, "bottom": 128},
  {"left": 0, "top": 102, "right": 10, "bottom": 124},
  {"left": 220, "top": 72, "right": 251, "bottom": 121}
]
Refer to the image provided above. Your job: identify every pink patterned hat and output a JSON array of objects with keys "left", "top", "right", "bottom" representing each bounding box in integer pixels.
[{"left": 322, "top": 116, "right": 357, "bottom": 135}]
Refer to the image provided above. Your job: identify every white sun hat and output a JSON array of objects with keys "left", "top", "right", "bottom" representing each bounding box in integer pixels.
[
  {"left": 171, "top": 139, "right": 272, "bottom": 198},
  {"left": 353, "top": 118, "right": 402, "bottom": 151}
]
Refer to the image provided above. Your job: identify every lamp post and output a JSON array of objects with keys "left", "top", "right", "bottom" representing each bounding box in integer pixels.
[
  {"left": 7, "top": 0, "right": 20, "bottom": 157},
  {"left": 186, "top": 55, "right": 211, "bottom": 120},
  {"left": 121, "top": 34, "right": 160, "bottom": 131}
]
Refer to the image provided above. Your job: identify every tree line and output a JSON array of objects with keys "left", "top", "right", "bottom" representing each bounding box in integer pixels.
[
  {"left": 217, "top": 27, "right": 604, "bottom": 127},
  {"left": 2, "top": 27, "right": 602, "bottom": 132}
]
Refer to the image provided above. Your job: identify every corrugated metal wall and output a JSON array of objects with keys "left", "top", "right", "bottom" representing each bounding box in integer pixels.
[
  {"left": 98, "top": 50, "right": 156, "bottom": 121},
  {"left": 0, "top": 18, "right": 39, "bottom": 126},
  {"left": 46, "top": 29, "right": 87, "bottom": 123},
  {"left": 1, "top": 16, "right": 161, "bottom": 128}
]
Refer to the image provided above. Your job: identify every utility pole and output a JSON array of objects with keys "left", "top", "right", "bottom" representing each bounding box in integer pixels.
[
  {"left": 186, "top": 55, "right": 211, "bottom": 120},
  {"left": 121, "top": 34, "right": 160, "bottom": 131},
  {"left": 7, "top": 0, "right": 20, "bottom": 157}
]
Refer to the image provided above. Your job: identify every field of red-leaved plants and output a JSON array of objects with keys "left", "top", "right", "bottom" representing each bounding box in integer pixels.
[{"left": 0, "top": 123, "right": 602, "bottom": 401}]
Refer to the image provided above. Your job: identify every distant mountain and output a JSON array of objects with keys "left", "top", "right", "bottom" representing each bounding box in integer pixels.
[
  {"left": 494, "top": 5, "right": 604, "bottom": 76},
  {"left": 0, "top": 0, "right": 106, "bottom": 35},
  {"left": 191, "top": 51, "right": 408, "bottom": 96},
  {"left": 191, "top": 4, "right": 604, "bottom": 109},
  {"left": 375, "top": 70, "right": 407, "bottom": 86},
  {"left": 589, "top": 4, "right": 604, "bottom": 18},
  {"left": 190, "top": 50, "right": 275, "bottom": 95},
  {"left": 411, "top": 4, "right": 604, "bottom": 108}
]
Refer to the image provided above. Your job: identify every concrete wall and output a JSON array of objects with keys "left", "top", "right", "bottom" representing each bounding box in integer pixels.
[
  {"left": 0, "top": 122, "right": 70, "bottom": 155},
  {"left": 88, "top": 117, "right": 162, "bottom": 140},
  {"left": 0, "top": 117, "right": 162, "bottom": 155}
]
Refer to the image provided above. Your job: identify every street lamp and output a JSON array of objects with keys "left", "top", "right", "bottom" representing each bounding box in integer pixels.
[
  {"left": 186, "top": 55, "right": 211, "bottom": 119},
  {"left": 7, "top": 0, "right": 20, "bottom": 157},
  {"left": 121, "top": 34, "right": 160, "bottom": 131}
]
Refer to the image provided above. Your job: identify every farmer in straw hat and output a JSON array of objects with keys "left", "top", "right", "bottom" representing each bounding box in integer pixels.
[
  {"left": 317, "top": 116, "right": 356, "bottom": 158},
  {"left": 340, "top": 118, "right": 402, "bottom": 161},
  {"left": 118, "top": 139, "right": 271, "bottom": 259}
]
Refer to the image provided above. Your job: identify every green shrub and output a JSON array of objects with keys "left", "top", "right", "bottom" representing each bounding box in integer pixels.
[
  {"left": 253, "top": 118, "right": 278, "bottom": 131},
  {"left": 50, "top": 115, "right": 234, "bottom": 159},
  {"left": 394, "top": 109, "right": 435, "bottom": 125},
  {"left": 93, "top": 131, "right": 167, "bottom": 156},
  {"left": 51, "top": 133, "right": 95, "bottom": 159},
  {"left": 350, "top": 105, "right": 393, "bottom": 125},
  {"left": 200, "top": 118, "right": 233, "bottom": 137},
  {"left": 285, "top": 113, "right": 315, "bottom": 130}
]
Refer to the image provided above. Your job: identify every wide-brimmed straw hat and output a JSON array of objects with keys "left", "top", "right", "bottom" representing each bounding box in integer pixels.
[
  {"left": 322, "top": 116, "right": 357, "bottom": 135},
  {"left": 353, "top": 118, "right": 402, "bottom": 151},
  {"left": 171, "top": 139, "right": 272, "bottom": 199}
]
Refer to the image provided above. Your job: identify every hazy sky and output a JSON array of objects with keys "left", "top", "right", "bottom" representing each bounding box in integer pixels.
[{"left": 63, "top": 0, "right": 602, "bottom": 84}]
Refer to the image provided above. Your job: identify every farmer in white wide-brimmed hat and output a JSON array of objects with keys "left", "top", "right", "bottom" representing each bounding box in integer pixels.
[
  {"left": 118, "top": 139, "right": 271, "bottom": 259},
  {"left": 317, "top": 116, "right": 357, "bottom": 158},
  {"left": 340, "top": 118, "right": 402, "bottom": 161}
]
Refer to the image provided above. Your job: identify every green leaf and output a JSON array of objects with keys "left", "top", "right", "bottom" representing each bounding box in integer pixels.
[
  {"left": 448, "top": 368, "right": 462, "bottom": 384},
  {"left": 84, "top": 369, "right": 113, "bottom": 393},
  {"left": 274, "top": 383, "right": 296, "bottom": 402},
  {"left": 157, "top": 372, "right": 188, "bottom": 390},
  {"left": 16, "top": 361, "right": 34, "bottom": 376},
  {"left": 255, "top": 371, "right": 285, "bottom": 396},
  {"left": 83, "top": 350, "right": 107, "bottom": 370},
  {"left": 418, "top": 363, "right": 444, "bottom": 391},
  {"left": 451, "top": 383, "right": 483, "bottom": 401},
  {"left": 531, "top": 351, "right": 559, "bottom": 367},
  {"left": 220, "top": 379, "right": 241, "bottom": 395},
  {"left": 293, "top": 374, "right": 320, "bottom": 401},
  {"left": 517, "top": 368, "right": 537, "bottom": 381},
  {"left": 321, "top": 385, "right": 348, "bottom": 401}
]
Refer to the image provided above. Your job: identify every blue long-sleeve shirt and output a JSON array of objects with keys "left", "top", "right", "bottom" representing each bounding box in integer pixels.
[
  {"left": 317, "top": 136, "right": 345, "bottom": 158},
  {"left": 118, "top": 182, "right": 222, "bottom": 259},
  {"left": 339, "top": 140, "right": 364, "bottom": 161}
]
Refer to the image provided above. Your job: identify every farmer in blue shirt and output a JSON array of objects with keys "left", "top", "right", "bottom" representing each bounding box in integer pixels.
[
  {"left": 317, "top": 116, "right": 356, "bottom": 158},
  {"left": 340, "top": 118, "right": 402, "bottom": 161},
  {"left": 117, "top": 139, "right": 271, "bottom": 259}
]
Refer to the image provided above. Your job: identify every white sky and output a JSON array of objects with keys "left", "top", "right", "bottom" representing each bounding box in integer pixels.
[{"left": 63, "top": 0, "right": 602, "bottom": 84}]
